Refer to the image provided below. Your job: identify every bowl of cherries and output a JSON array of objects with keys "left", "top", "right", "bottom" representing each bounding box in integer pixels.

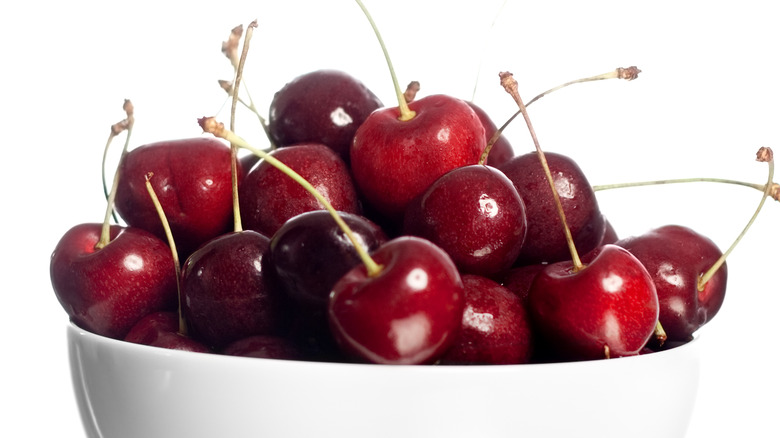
[{"left": 53, "top": 3, "right": 778, "bottom": 438}]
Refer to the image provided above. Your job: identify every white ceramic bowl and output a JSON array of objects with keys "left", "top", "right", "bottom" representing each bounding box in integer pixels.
[{"left": 68, "top": 323, "right": 699, "bottom": 438}]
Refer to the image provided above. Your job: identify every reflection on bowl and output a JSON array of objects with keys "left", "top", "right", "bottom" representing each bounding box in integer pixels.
[{"left": 68, "top": 322, "right": 699, "bottom": 438}]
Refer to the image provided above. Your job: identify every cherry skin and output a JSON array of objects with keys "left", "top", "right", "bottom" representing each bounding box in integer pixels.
[
  {"left": 500, "top": 263, "right": 547, "bottom": 304},
  {"left": 50, "top": 223, "right": 178, "bottom": 339},
  {"left": 269, "top": 210, "right": 388, "bottom": 309},
  {"left": 527, "top": 244, "right": 659, "bottom": 361},
  {"left": 268, "top": 69, "right": 383, "bottom": 161},
  {"left": 180, "top": 230, "right": 291, "bottom": 350},
  {"left": 466, "top": 101, "right": 514, "bottom": 168},
  {"left": 440, "top": 274, "right": 533, "bottom": 365},
  {"left": 616, "top": 224, "right": 727, "bottom": 342},
  {"left": 402, "top": 164, "right": 527, "bottom": 277},
  {"left": 124, "top": 311, "right": 210, "bottom": 353},
  {"left": 114, "top": 137, "right": 241, "bottom": 258},
  {"left": 328, "top": 236, "right": 464, "bottom": 365},
  {"left": 221, "top": 335, "right": 306, "bottom": 360},
  {"left": 239, "top": 143, "right": 361, "bottom": 237},
  {"left": 499, "top": 151, "right": 606, "bottom": 266},
  {"left": 350, "top": 94, "right": 486, "bottom": 221}
]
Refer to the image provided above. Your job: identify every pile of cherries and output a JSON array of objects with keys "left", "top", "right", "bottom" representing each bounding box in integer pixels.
[{"left": 49, "top": 8, "right": 768, "bottom": 366}]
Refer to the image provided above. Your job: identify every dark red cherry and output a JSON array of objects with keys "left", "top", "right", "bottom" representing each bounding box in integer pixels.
[
  {"left": 268, "top": 69, "right": 383, "bottom": 160},
  {"left": 616, "top": 225, "right": 727, "bottom": 342},
  {"left": 180, "top": 230, "right": 291, "bottom": 350},
  {"left": 270, "top": 210, "right": 388, "bottom": 308},
  {"left": 221, "top": 335, "right": 306, "bottom": 360},
  {"left": 499, "top": 151, "right": 605, "bottom": 266},
  {"left": 124, "top": 311, "right": 210, "bottom": 353},
  {"left": 402, "top": 164, "right": 527, "bottom": 277}
]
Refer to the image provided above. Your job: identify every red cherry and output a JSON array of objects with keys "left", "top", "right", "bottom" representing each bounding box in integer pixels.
[
  {"left": 350, "top": 94, "right": 486, "bottom": 221},
  {"left": 239, "top": 143, "right": 360, "bottom": 237},
  {"left": 440, "top": 274, "right": 533, "bottom": 365},
  {"left": 328, "top": 237, "right": 464, "bottom": 364},
  {"left": 402, "top": 164, "right": 527, "bottom": 277},
  {"left": 180, "top": 230, "right": 291, "bottom": 350},
  {"left": 124, "top": 311, "right": 210, "bottom": 353},
  {"left": 499, "top": 151, "right": 605, "bottom": 265},
  {"left": 50, "top": 223, "right": 177, "bottom": 339},
  {"left": 114, "top": 137, "right": 240, "bottom": 257},
  {"left": 221, "top": 335, "right": 306, "bottom": 360},
  {"left": 616, "top": 225, "right": 727, "bottom": 342},
  {"left": 528, "top": 244, "right": 659, "bottom": 360},
  {"left": 268, "top": 69, "right": 383, "bottom": 161},
  {"left": 466, "top": 101, "right": 515, "bottom": 168}
]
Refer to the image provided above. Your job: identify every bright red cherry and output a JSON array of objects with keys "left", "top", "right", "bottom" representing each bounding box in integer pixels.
[
  {"left": 350, "top": 94, "right": 486, "bottom": 221},
  {"left": 328, "top": 237, "right": 464, "bottom": 365},
  {"left": 114, "top": 137, "right": 240, "bottom": 258},
  {"left": 528, "top": 244, "right": 659, "bottom": 361},
  {"left": 50, "top": 223, "right": 177, "bottom": 339}
]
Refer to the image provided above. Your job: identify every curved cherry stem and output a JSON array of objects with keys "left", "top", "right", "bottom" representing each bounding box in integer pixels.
[
  {"left": 481, "top": 67, "right": 640, "bottom": 165},
  {"left": 100, "top": 100, "right": 135, "bottom": 224},
  {"left": 499, "top": 71, "right": 583, "bottom": 271},
  {"left": 144, "top": 173, "right": 187, "bottom": 335},
  {"left": 354, "top": 0, "right": 416, "bottom": 121},
  {"left": 199, "top": 116, "right": 384, "bottom": 278},
  {"left": 96, "top": 100, "right": 135, "bottom": 250},
  {"left": 698, "top": 147, "right": 775, "bottom": 290}
]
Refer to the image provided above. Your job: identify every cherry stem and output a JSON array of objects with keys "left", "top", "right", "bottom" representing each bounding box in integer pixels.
[
  {"left": 481, "top": 67, "right": 640, "bottom": 165},
  {"left": 218, "top": 23, "right": 273, "bottom": 148},
  {"left": 96, "top": 100, "right": 135, "bottom": 250},
  {"left": 228, "top": 20, "right": 258, "bottom": 233},
  {"left": 354, "top": 0, "right": 416, "bottom": 121},
  {"left": 144, "top": 172, "right": 187, "bottom": 335},
  {"left": 654, "top": 321, "right": 667, "bottom": 347},
  {"left": 499, "top": 71, "right": 583, "bottom": 271},
  {"left": 198, "top": 116, "right": 384, "bottom": 277},
  {"left": 593, "top": 177, "right": 768, "bottom": 194},
  {"left": 101, "top": 100, "right": 135, "bottom": 224},
  {"left": 698, "top": 147, "right": 775, "bottom": 291}
]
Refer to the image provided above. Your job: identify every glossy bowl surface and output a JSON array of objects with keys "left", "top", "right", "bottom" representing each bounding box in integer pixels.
[{"left": 68, "top": 323, "right": 700, "bottom": 438}]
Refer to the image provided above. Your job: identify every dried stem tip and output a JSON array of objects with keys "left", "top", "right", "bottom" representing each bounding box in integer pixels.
[
  {"left": 110, "top": 99, "right": 135, "bottom": 135},
  {"left": 222, "top": 24, "right": 243, "bottom": 69},
  {"left": 403, "top": 81, "right": 421, "bottom": 103},
  {"left": 616, "top": 66, "right": 641, "bottom": 81},
  {"left": 499, "top": 72, "right": 522, "bottom": 106},
  {"left": 198, "top": 116, "right": 226, "bottom": 137},
  {"left": 756, "top": 146, "right": 774, "bottom": 163}
]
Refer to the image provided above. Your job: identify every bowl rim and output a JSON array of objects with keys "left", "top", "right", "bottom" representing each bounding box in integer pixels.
[{"left": 67, "top": 321, "right": 699, "bottom": 372}]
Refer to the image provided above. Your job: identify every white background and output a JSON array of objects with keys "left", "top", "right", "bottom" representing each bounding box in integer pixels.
[{"left": 2, "top": 1, "right": 779, "bottom": 436}]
